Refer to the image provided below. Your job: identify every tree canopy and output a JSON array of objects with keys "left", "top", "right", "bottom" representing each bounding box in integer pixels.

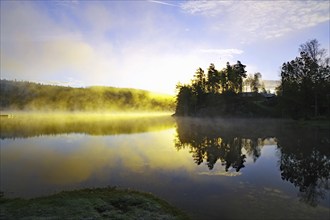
[
  {"left": 175, "top": 39, "right": 330, "bottom": 119},
  {"left": 175, "top": 61, "right": 249, "bottom": 116},
  {"left": 174, "top": 61, "right": 277, "bottom": 117},
  {"left": 277, "top": 39, "right": 330, "bottom": 119}
]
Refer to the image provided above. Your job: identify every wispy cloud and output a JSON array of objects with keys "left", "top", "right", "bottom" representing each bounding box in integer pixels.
[
  {"left": 181, "top": 1, "right": 330, "bottom": 41},
  {"left": 199, "top": 48, "right": 244, "bottom": 58},
  {"left": 0, "top": 1, "right": 196, "bottom": 93},
  {"left": 0, "top": 1, "right": 118, "bottom": 86},
  {"left": 180, "top": 1, "right": 229, "bottom": 16},
  {"left": 1, "top": 0, "right": 328, "bottom": 94},
  {"left": 148, "top": 0, "right": 179, "bottom": 7}
]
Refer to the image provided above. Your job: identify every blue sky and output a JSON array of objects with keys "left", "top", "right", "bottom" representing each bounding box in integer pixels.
[{"left": 1, "top": 0, "right": 329, "bottom": 94}]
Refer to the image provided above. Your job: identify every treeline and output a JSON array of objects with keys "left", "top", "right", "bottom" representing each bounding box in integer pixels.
[
  {"left": 277, "top": 39, "right": 330, "bottom": 119},
  {"left": 175, "top": 61, "right": 275, "bottom": 117},
  {"left": 175, "top": 39, "right": 330, "bottom": 119},
  {"left": 0, "top": 80, "right": 175, "bottom": 112}
]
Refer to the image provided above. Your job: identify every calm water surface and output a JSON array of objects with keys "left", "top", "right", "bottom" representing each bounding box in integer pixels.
[{"left": 1, "top": 114, "right": 329, "bottom": 220}]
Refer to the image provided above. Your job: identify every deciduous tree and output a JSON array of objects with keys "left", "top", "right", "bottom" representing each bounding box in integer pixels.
[{"left": 278, "top": 39, "right": 330, "bottom": 118}]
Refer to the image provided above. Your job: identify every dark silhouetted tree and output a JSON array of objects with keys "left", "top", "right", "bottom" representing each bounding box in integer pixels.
[
  {"left": 225, "top": 61, "right": 247, "bottom": 93},
  {"left": 191, "top": 67, "right": 207, "bottom": 108},
  {"left": 175, "top": 84, "right": 196, "bottom": 116},
  {"left": 278, "top": 39, "right": 330, "bottom": 118},
  {"left": 232, "top": 61, "right": 247, "bottom": 93},
  {"left": 225, "top": 62, "right": 233, "bottom": 92},
  {"left": 218, "top": 69, "right": 227, "bottom": 93},
  {"left": 206, "top": 63, "right": 220, "bottom": 93},
  {"left": 174, "top": 59, "right": 263, "bottom": 116},
  {"left": 192, "top": 68, "right": 207, "bottom": 93}
]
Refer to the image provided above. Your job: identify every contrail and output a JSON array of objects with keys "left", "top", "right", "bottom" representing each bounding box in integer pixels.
[{"left": 148, "top": 0, "right": 179, "bottom": 7}]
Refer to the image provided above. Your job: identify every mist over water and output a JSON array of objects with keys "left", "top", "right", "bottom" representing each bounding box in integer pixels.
[
  {"left": 0, "top": 112, "right": 174, "bottom": 138},
  {"left": 0, "top": 114, "right": 329, "bottom": 220}
]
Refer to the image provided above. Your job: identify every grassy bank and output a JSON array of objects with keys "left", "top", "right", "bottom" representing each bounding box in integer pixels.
[{"left": 0, "top": 187, "right": 189, "bottom": 220}]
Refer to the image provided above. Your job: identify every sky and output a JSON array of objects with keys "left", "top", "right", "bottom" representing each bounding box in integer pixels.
[{"left": 1, "top": 0, "right": 329, "bottom": 94}]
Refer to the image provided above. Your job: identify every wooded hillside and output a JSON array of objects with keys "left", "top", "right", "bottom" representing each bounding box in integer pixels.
[{"left": 0, "top": 80, "right": 175, "bottom": 112}]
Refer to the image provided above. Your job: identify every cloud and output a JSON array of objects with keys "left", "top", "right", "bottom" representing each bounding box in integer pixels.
[
  {"left": 181, "top": 1, "right": 330, "bottom": 41},
  {"left": 199, "top": 49, "right": 244, "bottom": 57},
  {"left": 4, "top": 0, "right": 316, "bottom": 94},
  {"left": 148, "top": 0, "right": 179, "bottom": 7},
  {"left": 180, "top": 1, "right": 227, "bottom": 16},
  {"left": 0, "top": 1, "right": 119, "bottom": 88},
  {"left": 0, "top": 1, "right": 208, "bottom": 94}
]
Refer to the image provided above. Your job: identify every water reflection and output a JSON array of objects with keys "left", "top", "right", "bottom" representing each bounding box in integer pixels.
[
  {"left": 1, "top": 114, "right": 329, "bottom": 218},
  {"left": 277, "top": 128, "right": 330, "bottom": 207},
  {"left": 0, "top": 113, "right": 174, "bottom": 139},
  {"left": 174, "top": 117, "right": 330, "bottom": 207},
  {"left": 1, "top": 129, "right": 193, "bottom": 198},
  {"left": 174, "top": 117, "right": 270, "bottom": 171}
]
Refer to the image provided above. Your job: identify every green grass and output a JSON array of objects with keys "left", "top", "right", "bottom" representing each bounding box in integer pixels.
[{"left": 0, "top": 187, "right": 189, "bottom": 220}]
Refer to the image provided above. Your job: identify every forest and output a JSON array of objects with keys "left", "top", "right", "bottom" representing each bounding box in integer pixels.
[
  {"left": 0, "top": 80, "right": 175, "bottom": 112},
  {"left": 175, "top": 39, "right": 330, "bottom": 119}
]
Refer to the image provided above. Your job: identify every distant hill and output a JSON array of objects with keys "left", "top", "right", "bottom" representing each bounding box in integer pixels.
[{"left": 0, "top": 79, "right": 175, "bottom": 112}]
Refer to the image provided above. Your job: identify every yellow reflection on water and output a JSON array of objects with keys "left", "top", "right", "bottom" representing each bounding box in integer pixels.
[
  {"left": 1, "top": 127, "right": 194, "bottom": 187},
  {"left": 0, "top": 112, "right": 175, "bottom": 138}
]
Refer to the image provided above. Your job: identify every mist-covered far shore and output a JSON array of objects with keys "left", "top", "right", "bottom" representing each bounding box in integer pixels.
[{"left": 0, "top": 79, "right": 175, "bottom": 112}]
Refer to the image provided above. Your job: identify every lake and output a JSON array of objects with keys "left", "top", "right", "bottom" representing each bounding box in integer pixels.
[{"left": 1, "top": 113, "right": 329, "bottom": 220}]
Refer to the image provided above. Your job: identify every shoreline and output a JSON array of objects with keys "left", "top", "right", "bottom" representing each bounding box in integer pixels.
[{"left": 0, "top": 187, "right": 189, "bottom": 220}]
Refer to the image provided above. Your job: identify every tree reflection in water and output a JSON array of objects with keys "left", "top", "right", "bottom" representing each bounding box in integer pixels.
[
  {"left": 174, "top": 117, "right": 264, "bottom": 171},
  {"left": 174, "top": 117, "right": 330, "bottom": 207},
  {"left": 277, "top": 128, "right": 330, "bottom": 207}
]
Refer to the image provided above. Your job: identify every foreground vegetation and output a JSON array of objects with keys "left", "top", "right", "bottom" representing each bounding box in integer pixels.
[
  {"left": 175, "top": 39, "right": 330, "bottom": 119},
  {"left": 0, "top": 187, "right": 189, "bottom": 220},
  {"left": 0, "top": 80, "right": 175, "bottom": 112}
]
